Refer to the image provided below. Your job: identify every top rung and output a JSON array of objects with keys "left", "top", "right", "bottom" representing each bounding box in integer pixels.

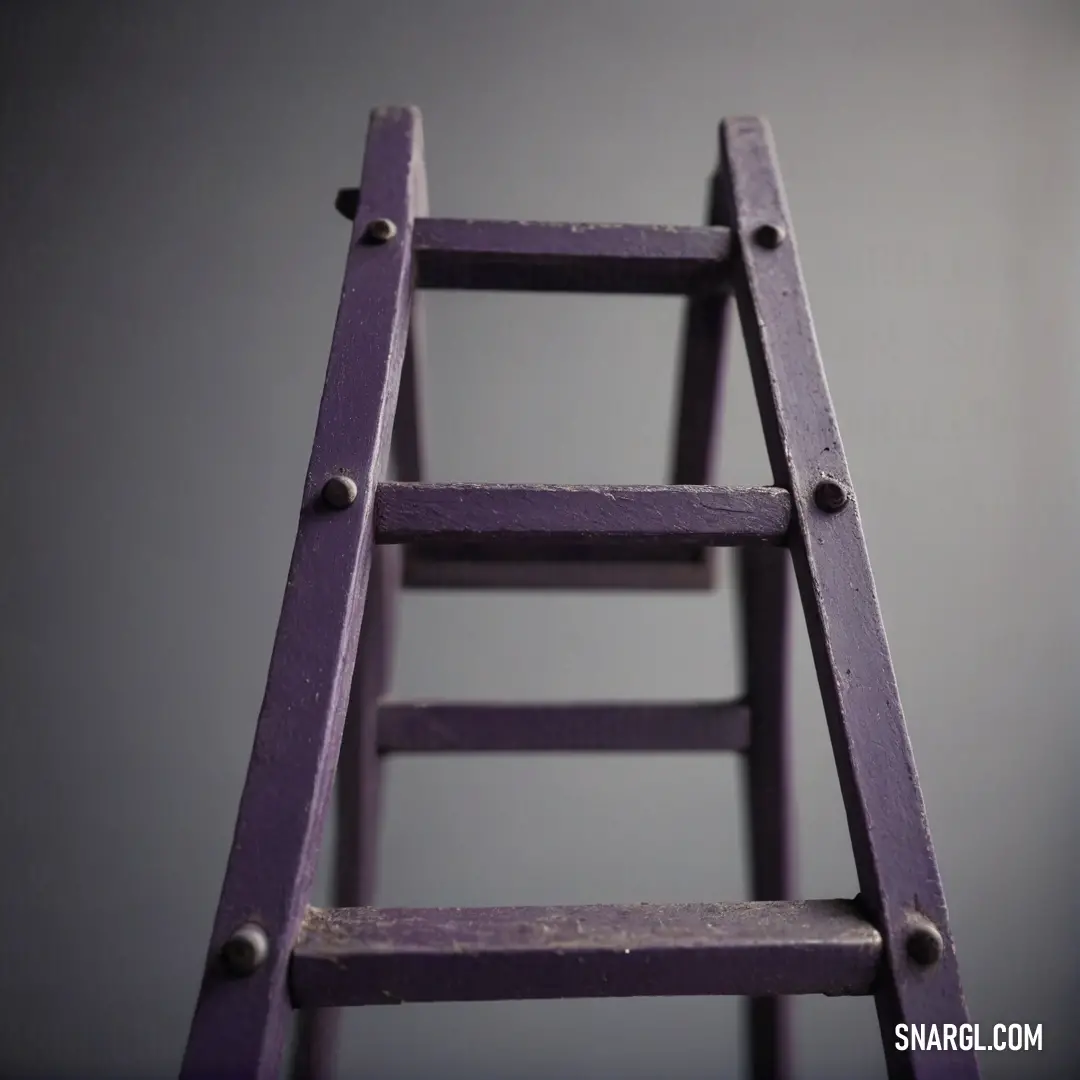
[{"left": 336, "top": 191, "right": 732, "bottom": 295}]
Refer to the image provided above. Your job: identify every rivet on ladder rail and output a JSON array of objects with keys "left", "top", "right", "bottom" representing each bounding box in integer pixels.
[
  {"left": 813, "top": 478, "right": 848, "bottom": 513},
  {"left": 363, "top": 217, "right": 397, "bottom": 244},
  {"left": 221, "top": 923, "right": 269, "bottom": 977},
  {"left": 322, "top": 475, "right": 358, "bottom": 509},
  {"left": 905, "top": 914, "right": 945, "bottom": 968},
  {"left": 753, "top": 222, "right": 786, "bottom": 249}
]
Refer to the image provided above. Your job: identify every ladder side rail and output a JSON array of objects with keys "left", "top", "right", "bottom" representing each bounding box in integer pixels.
[
  {"left": 720, "top": 117, "right": 979, "bottom": 1080},
  {"left": 179, "top": 106, "right": 424, "bottom": 1080},
  {"left": 291, "top": 545, "right": 402, "bottom": 1080}
]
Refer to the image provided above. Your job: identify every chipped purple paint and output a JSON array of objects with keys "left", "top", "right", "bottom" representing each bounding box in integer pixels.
[
  {"left": 413, "top": 218, "right": 732, "bottom": 294},
  {"left": 721, "top": 117, "right": 978, "bottom": 1079},
  {"left": 290, "top": 900, "right": 883, "bottom": 1007},
  {"left": 179, "top": 107, "right": 423, "bottom": 1080},
  {"left": 376, "top": 482, "right": 791, "bottom": 546},
  {"left": 376, "top": 700, "right": 751, "bottom": 754}
]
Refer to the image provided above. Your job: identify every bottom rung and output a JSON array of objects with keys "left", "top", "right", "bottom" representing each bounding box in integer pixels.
[{"left": 290, "top": 899, "right": 882, "bottom": 1007}]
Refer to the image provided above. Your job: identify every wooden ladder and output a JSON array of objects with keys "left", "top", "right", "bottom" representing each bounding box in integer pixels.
[{"left": 179, "top": 107, "right": 979, "bottom": 1080}]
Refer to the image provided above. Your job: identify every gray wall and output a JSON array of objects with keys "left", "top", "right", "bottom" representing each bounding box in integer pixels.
[{"left": 4, "top": 2, "right": 1079, "bottom": 1078}]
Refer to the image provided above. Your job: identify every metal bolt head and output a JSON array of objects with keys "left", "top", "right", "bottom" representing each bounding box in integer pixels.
[
  {"left": 905, "top": 917, "right": 945, "bottom": 967},
  {"left": 221, "top": 923, "right": 269, "bottom": 976},
  {"left": 364, "top": 217, "right": 397, "bottom": 243},
  {"left": 753, "top": 222, "right": 786, "bottom": 249},
  {"left": 322, "top": 475, "right": 358, "bottom": 509},
  {"left": 813, "top": 478, "right": 848, "bottom": 513}
]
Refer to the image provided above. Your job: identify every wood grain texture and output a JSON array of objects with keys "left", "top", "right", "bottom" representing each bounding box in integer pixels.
[
  {"left": 721, "top": 116, "right": 978, "bottom": 1079},
  {"left": 376, "top": 483, "right": 791, "bottom": 546},
  {"left": 413, "top": 218, "right": 732, "bottom": 294},
  {"left": 376, "top": 700, "right": 751, "bottom": 753},
  {"left": 290, "top": 899, "right": 882, "bottom": 1007}
]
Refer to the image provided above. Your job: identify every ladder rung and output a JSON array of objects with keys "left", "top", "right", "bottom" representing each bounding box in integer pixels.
[
  {"left": 413, "top": 217, "right": 732, "bottom": 295},
  {"left": 377, "top": 484, "right": 791, "bottom": 547},
  {"left": 290, "top": 899, "right": 882, "bottom": 1008},
  {"left": 377, "top": 700, "right": 751, "bottom": 753}
]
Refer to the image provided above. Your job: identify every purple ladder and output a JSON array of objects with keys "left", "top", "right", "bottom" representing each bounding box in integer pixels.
[{"left": 179, "top": 108, "right": 979, "bottom": 1080}]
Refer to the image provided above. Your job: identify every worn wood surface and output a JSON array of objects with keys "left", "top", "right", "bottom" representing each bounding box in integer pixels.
[
  {"left": 290, "top": 899, "right": 882, "bottom": 1007},
  {"left": 179, "top": 107, "right": 423, "bottom": 1080},
  {"left": 376, "top": 482, "right": 791, "bottom": 546},
  {"left": 413, "top": 218, "right": 732, "bottom": 294},
  {"left": 376, "top": 700, "right": 751, "bottom": 753},
  {"left": 722, "top": 117, "right": 978, "bottom": 1079}
]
